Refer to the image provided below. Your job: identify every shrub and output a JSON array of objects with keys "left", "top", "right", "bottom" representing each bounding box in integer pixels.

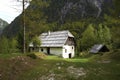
[
  {"left": 27, "top": 52, "right": 46, "bottom": 59},
  {"left": 88, "top": 49, "right": 120, "bottom": 62},
  {"left": 79, "top": 51, "right": 91, "bottom": 58},
  {"left": 34, "top": 52, "right": 46, "bottom": 59},
  {"left": 27, "top": 53, "right": 37, "bottom": 59},
  {"left": 103, "top": 49, "right": 120, "bottom": 61}
]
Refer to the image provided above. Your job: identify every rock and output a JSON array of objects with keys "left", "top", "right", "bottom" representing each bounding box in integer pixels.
[
  {"left": 58, "top": 66, "right": 61, "bottom": 70},
  {"left": 67, "top": 66, "right": 86, "bottom": 78}
]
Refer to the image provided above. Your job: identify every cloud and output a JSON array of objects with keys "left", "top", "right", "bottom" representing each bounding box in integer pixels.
[{"left": 0, "top": 0, "right": 23, "bottom": 23}]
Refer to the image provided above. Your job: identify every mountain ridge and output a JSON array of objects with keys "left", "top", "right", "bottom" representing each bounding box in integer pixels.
[
  {"left": 2, "top": 0, "right": 114, "bottom": 37},
  {"left": 0, "top": 18, "right": 8, "bottom": 35}
]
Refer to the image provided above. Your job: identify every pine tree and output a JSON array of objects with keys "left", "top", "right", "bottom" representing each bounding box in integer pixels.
[
  {"left": 9, "top": 38, "right": 18, "bottom": 53},
  {"left": 81, "top": 24, "right": 96, "bottom": 51},
  {"left": 0, "top": 36, "right": 9, "bottom": 54},
  {"left": 97, "top": 24, "right": 111, "bottom": 45}
]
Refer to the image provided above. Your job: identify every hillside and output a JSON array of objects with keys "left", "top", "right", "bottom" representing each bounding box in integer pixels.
[
  {"left": 2, "top": 0, "right": 120, "bottom": 51},
  {"left": 2, "top": 0, "right": 113, "bottom": 37},
  {"left": 0, "top": 18, "right": 8, "bottom": 35},
  {"left": 0, "top": 53, "right": 120, "bottom": 80}
]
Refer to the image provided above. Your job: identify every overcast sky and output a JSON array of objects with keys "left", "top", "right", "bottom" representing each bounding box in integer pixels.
[{"left": 0, "top": 0, "right": 28, "bottom": 23}]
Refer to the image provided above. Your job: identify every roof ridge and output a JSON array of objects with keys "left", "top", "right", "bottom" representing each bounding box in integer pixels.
[{"left": 42, "top": 30, "right": 69, "bottom": 33}]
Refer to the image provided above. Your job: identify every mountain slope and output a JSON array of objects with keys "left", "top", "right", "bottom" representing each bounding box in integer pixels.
[
  {"left": 0, "top": 18, "right": 8, "bottom": 35},
  {"left": 2, "top": 0, "right": 114, "bottom": 37}
]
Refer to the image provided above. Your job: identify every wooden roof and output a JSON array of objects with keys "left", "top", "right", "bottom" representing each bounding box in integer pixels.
[
  {"left": 90, "top": 44, "right": 109, "bottom": 53},
  {"left": 40, "top": 30, "right": 74, "bottom": 47}
]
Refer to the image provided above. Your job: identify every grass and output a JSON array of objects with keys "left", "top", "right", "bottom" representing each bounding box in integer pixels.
[
  {"left": 45, "top": 55, "right": 62, "bottom": 60},
  {"left": 64, "top": 58, "right": 89, "bottom": 63},
  {"left": 0, "top": 53, "right": 120, "bottom": 80},
  {"left": 0, "top": 53, "right": 23, "bottom": 59},
  {"left": 18, "top": 55, "right": 120, "bottom": 80},
  {"left": 45, "top": 55, "right": 89, "bottom": 63}
]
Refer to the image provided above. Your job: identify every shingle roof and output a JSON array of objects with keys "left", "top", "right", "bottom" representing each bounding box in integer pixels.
[
  {"left": 40, "top": 30, "right": 74, "bottom": 47},
  {"left": 90, "top": 44, "right": 104, "bottom": 53}
]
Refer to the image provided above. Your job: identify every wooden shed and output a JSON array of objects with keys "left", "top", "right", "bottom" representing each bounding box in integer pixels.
[{"left": 90, "top": 44, "right": 109, "bottom": 53}]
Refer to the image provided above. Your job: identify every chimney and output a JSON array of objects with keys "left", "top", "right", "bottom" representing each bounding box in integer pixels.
[{"left": 48, "top": 31, "right": 50, "bottom": 35}]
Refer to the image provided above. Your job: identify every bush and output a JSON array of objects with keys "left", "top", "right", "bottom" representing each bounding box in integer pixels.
[
  {"left": 34, "top": 52, "right": 46, "bottom": 59},
  {"left": 27, "top": 52, "right": 46, "bottom": 59},
  {"left": 89, "top": 49, "right": 120, "bottom": 61},
  {"left": 79, "top": 51, "right": 91, "bottom": 58},
  {"left": 27, "top": 53, "right": 37, "bottom": 59},
  {"left": 102, "top": 49, "right": 120, "bottom": 61}
]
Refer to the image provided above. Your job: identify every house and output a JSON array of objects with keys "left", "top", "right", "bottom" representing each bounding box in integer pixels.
[
  {"left": 90, "top": 44, "right": 109, "bottom": 54},
  {"left": 29, "top": 30, "right": 75, "bottom": 58}
]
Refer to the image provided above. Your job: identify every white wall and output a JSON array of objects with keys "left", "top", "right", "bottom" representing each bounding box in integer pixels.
[
  {"left": 50, "top": 47, "right": 62, "bottom": 56},
  {"left": 63, "top": 45, "right": 75, "bottom": 58},
  {"left": 39, "top": 46, "right": 75, "bottom": 58},
  {"left": 39, "top": 47, "right": 62, "bottom": 56},
  {"left": 39, "top": 47, "right": 47, "bottom": 54}
]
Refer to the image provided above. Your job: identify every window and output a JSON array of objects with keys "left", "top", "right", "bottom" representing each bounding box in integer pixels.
[
  {"left": 41, "top": 48, "right": 43, "bottom": 52},
  {"left": 65, "top": 49, "right": 67, "bottom": 53},
  {"left": 72, "top": 47, "right": 73, "bottom": 49}
]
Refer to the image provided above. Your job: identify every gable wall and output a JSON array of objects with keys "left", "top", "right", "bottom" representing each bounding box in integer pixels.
[
  {"left": 65, "top": 37, "right": 74, "bottom": 46},
  {"left": 63, "top": 45, "right": 75, "bottom": 58}
]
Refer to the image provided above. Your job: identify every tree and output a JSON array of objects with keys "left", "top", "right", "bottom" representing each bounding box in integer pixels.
[
  {"left": 17, "top": 32, "right": 24, "bottom": 52},
  {"left": 81, "top": 24, "right": 96, "bottom": 51},
  {"left": 32, "top": 35, "right": 41, "bottom": 47},
  {"left": 97, "top": 24, "right": 111, "bottom": 45},
  {"left": 103, "top": 25, "right": 111, "bottom": 44},
  {"left": 9, "top": 38, "right": 18, "bottom": 53},
  {"left": 0, "top": 36, "right": 9, "bottom": 54},
  {"left": 0, "top": 36, "right": 18, "bottom": 54},
  {"left": 111, "top": 26, "right": 120, "bottom": 49},
  {"left": 113, "top": 0, "right": 120, "bottom": 17}
]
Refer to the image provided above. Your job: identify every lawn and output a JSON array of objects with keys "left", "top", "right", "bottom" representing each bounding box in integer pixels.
[
  {"left": 18, "top": 55, "right": 120, "bottom": 80},
  {"left": 45, "top": 55, "right": 89, "bottom": 62},
  {"left": 0, "top": 54, "right": 120, "bottom": 80}
]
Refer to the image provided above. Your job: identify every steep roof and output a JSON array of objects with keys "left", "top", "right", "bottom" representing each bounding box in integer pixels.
[
  {"left": 90, "top": 44, "right": 109, "bottom": 53},
  {"left": 40, "top": 30, "right": 74, "bottom": 47}
]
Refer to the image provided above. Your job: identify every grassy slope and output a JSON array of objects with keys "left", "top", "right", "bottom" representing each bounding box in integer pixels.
[
  {"left": 0, "top": 54, "right": 120, "bottom": 80},
  {"left": 19, "top": 55, "right": 120, "bottom": 80}
]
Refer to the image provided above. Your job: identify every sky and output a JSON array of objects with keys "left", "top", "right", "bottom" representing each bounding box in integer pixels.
[{"left": 0, "top": 0, "right": 28, "bottom": 23}]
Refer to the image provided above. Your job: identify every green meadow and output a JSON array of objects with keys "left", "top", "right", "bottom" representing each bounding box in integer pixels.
[{"left": 0, "top": 53, "right": 120, "bottom": 80}]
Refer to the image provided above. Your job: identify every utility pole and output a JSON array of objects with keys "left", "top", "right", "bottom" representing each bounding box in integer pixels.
[
  {"left": 22, "top": 0, "right": 26, "bottom": 53},
  {"left": 17, "top": 0, "right": 31, "bottom": 53}
]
